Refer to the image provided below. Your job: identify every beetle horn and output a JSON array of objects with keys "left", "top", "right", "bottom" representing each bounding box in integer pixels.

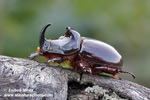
[
  {"left": 65, "top": 27, "right": 81, "bottom": 41},
  {"left": 118, "top": 70, "right": 136, "bottom": 79},
  {"left": 39, "top": 23, "right": 51, "bottom": 49}
]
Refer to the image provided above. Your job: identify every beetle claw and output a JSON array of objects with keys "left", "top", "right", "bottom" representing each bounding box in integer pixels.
[{"left": 118, "top": 70, "right": 136, "bottom": 79}]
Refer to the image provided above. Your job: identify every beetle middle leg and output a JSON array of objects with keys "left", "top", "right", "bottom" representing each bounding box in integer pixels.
[
  {"left": 78, "top": 62, "right": 92, "bottom": 73},
  {"left": 72, "top": 56, "right": 92, "bottom": 73},
  {"left": 47, "top": 57, "right": 64, "bottom": 64}
]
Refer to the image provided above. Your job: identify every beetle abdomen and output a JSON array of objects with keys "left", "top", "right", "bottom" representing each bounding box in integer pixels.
[{"left": 79, "top": 38, "right": 123, "bottom": 67}]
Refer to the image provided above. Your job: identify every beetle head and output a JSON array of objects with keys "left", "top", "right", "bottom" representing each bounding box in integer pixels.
[{"left": 39, "top": 23, "right": 81, "bottom": 55}]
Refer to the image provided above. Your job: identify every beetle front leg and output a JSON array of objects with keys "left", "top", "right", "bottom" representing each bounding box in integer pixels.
[
  {"left": 28, "top": 52, "right": 41, "bottom": 60},
  {"left": 28, "top": 46, "right": 44, "bottom": 60}
]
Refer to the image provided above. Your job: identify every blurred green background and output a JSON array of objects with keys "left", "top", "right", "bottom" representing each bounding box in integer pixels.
[{"left": 0, "top": 0, "right": 150, "bottom": 87}]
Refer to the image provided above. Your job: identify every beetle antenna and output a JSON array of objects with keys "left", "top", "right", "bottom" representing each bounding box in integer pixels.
[
  {"left": 118, "top": 70, "right": 136, "bottom": 79},
  {"left": 39, "top": 23, "right": 51, "bottom": 48}
]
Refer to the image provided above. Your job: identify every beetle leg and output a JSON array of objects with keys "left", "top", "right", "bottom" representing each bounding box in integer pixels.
[
  {"left": 94, "top": 66, "right": 117, "bottom": 74},
  {"left": 118, "top": 70, "right": 136, "bottom": 79},
  {"left": 28, "top": 46, "right": 44, "bottom": 60},
  {"left": 47, "top": 57, "right": 64, "bottom": 64},
  {"left": 72, "top": 55, "right": 92, "bottom": 73},
  {"left": 91, "top": 66, "right": 118, "bottom": 78},
  {"left": 90, "top": 67, "right": 102, "bottom": 74},
  {"left": 79, "top": 62, "right": 92, "bottom": 73},
  {"left": 28, "top": 52, "right": 40, "bottom": 60},
  {"left": 73, "top": 61, "right": 92, "bottom": 74}
]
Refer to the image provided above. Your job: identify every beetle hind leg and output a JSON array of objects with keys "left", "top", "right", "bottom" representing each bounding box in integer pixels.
[
  {"left": 92, "top": 66, "right": 119, "bottom": 78},
  {"left": 118, "top": 70, "right": 136, "bottom": 79}
]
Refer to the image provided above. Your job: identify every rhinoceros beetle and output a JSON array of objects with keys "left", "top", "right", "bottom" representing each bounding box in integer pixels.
[{"left": 29, "top": 23, "right": 135, "bottom": 78}]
